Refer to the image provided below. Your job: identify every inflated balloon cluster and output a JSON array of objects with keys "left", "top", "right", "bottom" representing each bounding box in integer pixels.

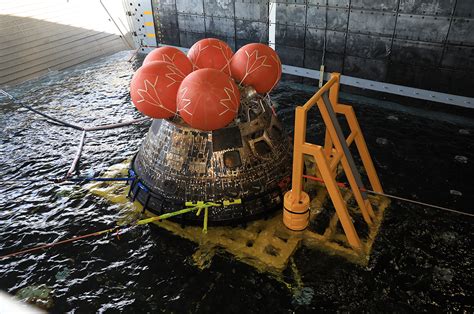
[{"left": 130, "top": 38, "right": 282, "bottom": 131}]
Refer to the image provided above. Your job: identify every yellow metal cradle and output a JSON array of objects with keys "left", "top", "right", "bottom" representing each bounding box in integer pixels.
[{"left": 283, "top": 72, "right": 385, "bottom": 254}]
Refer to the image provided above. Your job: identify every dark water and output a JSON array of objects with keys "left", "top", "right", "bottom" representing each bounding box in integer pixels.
[{"left": 0, "top": 51, "right": 473, "bottom": 312}]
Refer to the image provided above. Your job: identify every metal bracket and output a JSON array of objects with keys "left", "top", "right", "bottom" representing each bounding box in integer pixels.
[{"left": 282, "top": 65, "right": 474, "bottom": 109}]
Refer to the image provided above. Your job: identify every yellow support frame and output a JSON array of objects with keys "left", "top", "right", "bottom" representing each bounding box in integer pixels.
[{"left": 283, "top": 73, "right": 383, "bottom": 252}]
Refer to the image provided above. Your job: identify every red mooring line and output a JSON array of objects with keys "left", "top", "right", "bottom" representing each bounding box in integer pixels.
[
  {"left": 302, "top": 175, "right": 473, "bottom": 217},
  {"left": 0, "top": 227, "right": 119, "bottom": 260}
]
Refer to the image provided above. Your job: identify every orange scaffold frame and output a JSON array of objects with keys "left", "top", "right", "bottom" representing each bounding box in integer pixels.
[{"left": 283, "top": 72, "right": 383, "bottom": 251}]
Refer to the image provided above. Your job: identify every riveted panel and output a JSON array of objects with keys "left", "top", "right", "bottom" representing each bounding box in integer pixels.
[
  {"left": 235, "top": 1, "right": 268, "bottom": 21},
  {"left": 442, "top": 45, "right": 474, "bottom": 70},
  {"left": 176, "top": 0, "right": 203, "bottom": 15},
  {"left": 308, "top": 0, "right": 350, "bottom": 8},
  {"left": 204, "top": 0, "right": 234, "bottom": 18},
  {"left": 154, "top": 10, "right": 178, "bottom": 26},
  {"left": 236, "top": 20, "right": 268, "bottom": 42},
  {"left": 205, "top": 16, "right": 235, "bottom": 37},
  {"left": 152, "top": 0, "right": 177, "bottom": 40},
  {"left": 177, "top": 14, "right": 205, "bottom": 33},
  {"left": 351, "top": 0, "right": 398, "bottom": 11},
  {"left": 276, "top": 3, "right": 306, "bottom": 27},
  {"left": 303, "top": 49, "right": 323, "bottom": 69},
  {"left": 391, "top": 39, "right": 443, "bottom": 66},
  {"left": 159, "top": 22, "right": 181, "bottom": 45},
  {"left": 386, "top": 62, "right": 453, "bottom": 93},
  {"left": 343, "top": 56, "right": 388, "bottom": 81},
  {"left": 153, "top": 0, "right": 177, "bottom": 12},
  {"left": 306, "top": 6, "right": 349, "bottom": 31},
  {"left": 454, "top": 0, "right": 474, "bottom": 18},
  {"left": 345, "top": 33, "right": 391, "bottom": 59},
  {"left": 150, "top": 0, "right": 474, "bottom": 99},
  {"left": 275, "top": 0, "right": 305, "bottom": 4},
  {"left": 348, "top": 10, "right": 396, "bottom": 36},
  {"left": 276, "top": 24, "right": 305, "bottom": 48},
  {"left": 153, "top": 0, "right": 179, "bottom": 45},
  {"left": 305, "top": 29, "right": 346, "bottom": 54},
  {"left": 447, "top": 18, "right": 474, "bottom": 45},
  {"left": 304, "top": 50, "right": 344, "bottom": 72},
  {"left": 155, "top": 19, "right": 180, "bottom": 45},
  {"left": 399, "top": 0, "right": 455, "bottom": 16},
  {"left": 179, "top": 31, "right": 206, "bottom": 48},
  {"left": 276, "top": 46, "right": 305, "bottom": 66},
  {"left": 395, "top": 14, "right": 450, "bottom": 43},
  {"left": 304, "top": 28, "right": 324, "bottom": 50}
]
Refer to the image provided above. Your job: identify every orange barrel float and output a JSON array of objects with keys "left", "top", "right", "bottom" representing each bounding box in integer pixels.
[{"left": 283, "top": 191, "right": 310, "bottom": 231}]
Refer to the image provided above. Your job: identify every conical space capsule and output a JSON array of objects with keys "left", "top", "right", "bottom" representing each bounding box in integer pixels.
[{"left": 129, "top": 87, "right": 292, "bottom": 224}]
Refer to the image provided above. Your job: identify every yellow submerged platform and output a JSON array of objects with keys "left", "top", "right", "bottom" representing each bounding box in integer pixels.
[
  {"left": 87, "top": 73, "right": 390, "bottom": 275},
  {"left": 86, "top": 161, "right": 390, "bottom": 275}
]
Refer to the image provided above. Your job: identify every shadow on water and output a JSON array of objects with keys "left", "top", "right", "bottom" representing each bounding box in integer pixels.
[{"left": 0, "top": 51, "right": 473, "bottom": 312}]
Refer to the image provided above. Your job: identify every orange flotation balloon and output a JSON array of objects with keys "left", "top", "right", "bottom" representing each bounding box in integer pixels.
[
  {"left": 143, "top": 46, "right": 193, "bottom": 76},
  {"left": 187, "top": 38, "right": 234, "bottom": 74},
  {"left": 177, "top": 68, "right": 240, "bottom": 131},
  {"left": 230, "top": 43, "right": 282, "bottom": 94},
  {"left": 130, "top": 61, "right": 185, "bottom": 119}
]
